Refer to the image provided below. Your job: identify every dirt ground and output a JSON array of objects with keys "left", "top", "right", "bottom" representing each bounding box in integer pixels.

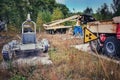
[{"left": 0, "top": 32, "right": 120, "bottom": 80}]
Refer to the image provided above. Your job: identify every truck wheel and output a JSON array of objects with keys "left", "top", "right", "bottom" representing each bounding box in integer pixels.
[
  {"left": 103, "top": 37, "right": 120, "bottom": 57},
  {"left": 89, "top": 40, "right": 102, "bottom": 53}
]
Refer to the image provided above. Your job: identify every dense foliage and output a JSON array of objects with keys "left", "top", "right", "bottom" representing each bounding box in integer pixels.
[
  {"left": 0, "top": 0, "right": 69, "bottom": 29},
  {"left": 83, "top": 7, "right": 93, "bottom": 15},
  {"left": 94, "top": 3, "right": 113, "bottom": 20},
  {"left": 36, "top": 11, "right": 51, "bottom": 31},
  {"left": 83, "top": 0, "right": 120, "bottom": 20},
  {"left": 0, "top": 0, "right": 120, "bottom": 30},
  {"left": 51, "top": 8, "right": 64, "bottom": 20},
  {"left": 111, "top": 0, "right": 120, "bottom": 16},
  {"left": 70, "top": 0, "right": 120, "bottom": 21}
]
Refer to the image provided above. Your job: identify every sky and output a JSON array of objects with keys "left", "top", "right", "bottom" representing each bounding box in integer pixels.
[{"left": 56, "top": 0, "right": 113, "bottom": 13}]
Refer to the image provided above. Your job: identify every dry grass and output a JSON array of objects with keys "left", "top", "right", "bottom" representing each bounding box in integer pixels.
[
  {"left": 0, "top": 30, "right": 17, "bottom": 62},
  {"left": 0, "top": 32, "right": 120, "bottom": 80}
]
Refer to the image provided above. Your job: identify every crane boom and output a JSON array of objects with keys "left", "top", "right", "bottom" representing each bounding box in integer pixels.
[{"left": 43, "top": 15, "right": 79, "bottom": 27}]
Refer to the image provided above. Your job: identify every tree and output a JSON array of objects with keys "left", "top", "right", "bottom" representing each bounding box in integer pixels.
[
  {"left": 55, "top": 3, "right": 69, "bottom": 17},
  {"left": 52, "top": 8, "right": 64, "bottom": 20},
  {"left": 36, "top": 11, "right": 51, "bottom": 31},
  {"left": 84, "top": 7, "right": 93, "bottom": 15},
  {"left": 111, "top": 0, "right": 120, "bottom": 16},
  {"left": 36, "top": 11, "right": 44, "bottom": 31},
  {"left": 95, "top": 3, "right": 112, "bottom": 20},
  {"left": 0, "top": 0, "right": 69, "bottom": 30}
]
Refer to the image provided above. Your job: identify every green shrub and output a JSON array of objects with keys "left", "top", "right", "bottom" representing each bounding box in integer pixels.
[{"left": 10, "top": 75, "right": 26, "bottom": 80}]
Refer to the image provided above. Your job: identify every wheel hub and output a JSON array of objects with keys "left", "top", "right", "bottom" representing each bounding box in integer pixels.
[{"left": 106, "top": 42, "right": 115, "bottom": 54}]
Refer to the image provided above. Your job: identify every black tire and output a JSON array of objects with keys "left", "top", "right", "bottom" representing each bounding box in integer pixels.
[
  {"left": 51, "top": 30, "right": 54, "bottom": 34},
  {"left": 103, "top": 37, "right": 120, "bottom": 57},
  {"left": 2, "top": 52, "right": 10, "bottom": 61},
  {"left": 89, "top": 40, "right": 102, "bottom": 53},
  {"left": 43, "top": 46, "right": 48, "bottom": 53}
]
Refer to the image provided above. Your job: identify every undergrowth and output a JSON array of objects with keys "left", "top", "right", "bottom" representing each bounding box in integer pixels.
[{"left": 0, "top": 33, "right": 120, "bottom": 80}]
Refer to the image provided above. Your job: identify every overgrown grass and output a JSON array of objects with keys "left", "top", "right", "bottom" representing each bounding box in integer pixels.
[
  {"left": 10, "top": 75, "right": 26, "bottom": 80},
  {"left": 0, "top": 33, "right": 120, "bottom": 80},
  {"left": 48, "top": 46, "right": 120, "bottom": 80}
]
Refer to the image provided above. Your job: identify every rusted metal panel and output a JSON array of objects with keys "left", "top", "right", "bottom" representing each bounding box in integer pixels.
[
  {"left": 87, "top": 21, "right": 117, "bottom": 33},
  {"left": 113, "top": 16, "right": 120, "bottom": 23}
]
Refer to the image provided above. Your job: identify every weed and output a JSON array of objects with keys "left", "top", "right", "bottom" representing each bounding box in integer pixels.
[
  {"left": 0, "top": 33, "right": 120, "bottom": 80},
  {"left": 10, "top": 74, "right": 26, "bottom": 80}
]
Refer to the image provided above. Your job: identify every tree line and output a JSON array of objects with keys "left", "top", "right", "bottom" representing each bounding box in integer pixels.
[
  {"left": 0, "top": 0, "right": 69, "bottom": 30},
  {"left": 0, "top": 0, "right": 120, "bottom": 31},
  {"left": 83, "top": 0, "right": 120, "bottom": 20}
]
